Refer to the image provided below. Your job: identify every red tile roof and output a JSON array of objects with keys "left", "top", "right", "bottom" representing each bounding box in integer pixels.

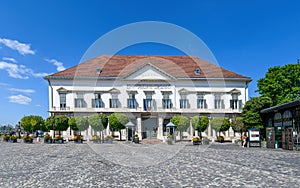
[{"left": 45, "top": 55, "right": 251, "bottom": 80}]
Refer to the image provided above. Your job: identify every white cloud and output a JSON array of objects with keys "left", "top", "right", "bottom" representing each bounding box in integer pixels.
[
  {"left": 8, "top": 94, "right": 32, "bottom": 105},
  {"left": 0, "top": 82, "right": 9, "bottom": 86},
  {"left": 2, "top": 57, "right": 17, "bottom": 63},
  {"left": 8, "top": 88, "right": 35, "bottom": 94},
  {"left": 0, "top": 61, "right": 48, "bottom": 79},
  {"left": 45, "top": 58, "right": 65, "bottom": 71},
  {"left": 0, "top": 38, "right": 35, "bottom": 55}
]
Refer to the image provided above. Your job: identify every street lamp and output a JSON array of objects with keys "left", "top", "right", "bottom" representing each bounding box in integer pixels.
[
  {"left": 166, "top": 121, "right": 176, "bottom": 142},
  {"left": 52, "top": 118, "right": 55, "bottom": 139},
  {"left": 17, "top": 121, "right": 21, "bottom": 139},
  {"left": 125, "top": 121, "right": 135, "bottom": 141}
]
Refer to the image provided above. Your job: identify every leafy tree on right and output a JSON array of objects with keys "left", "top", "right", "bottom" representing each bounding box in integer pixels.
[{"left": 257, "top": 64, "right": 300, "bottom": 106}]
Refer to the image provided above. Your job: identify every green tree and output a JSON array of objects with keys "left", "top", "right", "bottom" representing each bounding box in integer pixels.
[
  {"left": 241, "top": 96, "right": 272, "bottom": 139},
  {"left": 108, "top": 113, "right": 128, "bottom": 141},
  {"left": 211, "top": 117, "right": 230, "bottom": 136},
  {"left": 257, "top": 64, "right": 300, "bottom": 106},
  {"left": 191, "top": 116, "right": 209, "bottom": 138},
  {"left": 55, "top": 116, "right": 69, "bottom": 136},
  {"left": 171, "top": 115, "right": 189, "bottom": 140},
  {"left": 88, "top": 113, "right": 108, "bottom": 142},
  {"left": 69, "top": 116, "right": 90, "bottom": 135},
  {"left": 45, "top": 116, "right": 69, "bottom": 136},
  {"left": 20, "top": 115, "right": 45, "bottom": 133},
  {"left": 231, "top": 117, "right": 244, "bottom": 137}
]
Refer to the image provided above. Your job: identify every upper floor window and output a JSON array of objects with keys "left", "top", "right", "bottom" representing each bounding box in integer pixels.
[
  {"left": 110, "top": 93, "right": 119, "bottom": 108},
  {"left": 197, "top": 93, "right": 207, "bottom": 109},
  {"left": 162, "top": 91, "right": 172, "bottom": 109},
  {"left": 92, "top": 93, "right": 104, "bottom": 108},
  {"left": 230, "top": 93, "right": 241, "bottom": 109},
  {"left": 214, "top": 94, "right": 224, "bottom": 109},
  {"left": 59, "top": 93, "right": 66, "bottom": 110},
  {"left": 144, "top": 91, "right": 154, "bottom": 111},
  {"left": 180, "top": 94, "right": 189, "bottom": 109},
  {"left": 75, "top": 98, "right": 86, "bottom": 108},
  {"left": 127, "top": 92, "right": 137, "bottom": 109}
]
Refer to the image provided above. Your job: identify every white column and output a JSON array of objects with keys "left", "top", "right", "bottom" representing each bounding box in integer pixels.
[
  {"left": 208, "top": 123, "right": 212, "bottom": 137},
  {"left": 137, "top": 115, "right": 142, "bottom": 140},
  {"left": 157, "top": 116, "right": 163, "bottom": 140}
]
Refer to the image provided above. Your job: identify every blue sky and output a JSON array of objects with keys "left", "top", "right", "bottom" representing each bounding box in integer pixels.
[{"left": 1, "top": 0, "right": 300, "bottom": 126}]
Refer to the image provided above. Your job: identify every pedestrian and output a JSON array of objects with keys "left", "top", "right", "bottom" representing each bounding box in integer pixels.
[{"left": 242, "top": 133, "right": 247, "bottom": 148}]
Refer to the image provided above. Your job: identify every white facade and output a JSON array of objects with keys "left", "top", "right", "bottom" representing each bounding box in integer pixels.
[{"left": 45, "top": 56, "right": 251, "bottom": 140}]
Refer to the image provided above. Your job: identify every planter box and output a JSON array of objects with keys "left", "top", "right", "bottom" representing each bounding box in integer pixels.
[
  {"left": 53, "top": 139, "right": 64, "bottom": 144},
  {"left": 133, "top": 138, "right": 139, "bottom": 144},
  {"left": 24, "top": 139, "right": 33, "bottom": 143},
  {"left": 44, "top": 139, "right": 52, "bottom": 144},
  {"left": 93, "top": 140, "right": 101, "bottom": 144},
  {"left": 74, "top": 139, "right": 83, "bottom": 143},
  {"left": 104, "top": 139, "right": 113, "bottom": 143},
  {"left": 193, "top": 141, "right": 201, "bottom": 145}
]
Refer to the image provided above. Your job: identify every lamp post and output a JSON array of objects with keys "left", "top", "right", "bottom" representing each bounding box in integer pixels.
[
  {"left": 52, "top": 118, "right": 55, "bottom": 139},
  {"left": 166, "top": 121, "right": 176, "bottom": 142},
  {"left": 18, "top": 121, "right": 21, "bottom": 139}
]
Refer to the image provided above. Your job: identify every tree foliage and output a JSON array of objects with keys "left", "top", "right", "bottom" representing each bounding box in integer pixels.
[
  {"left": 89, "top": 114, "right": 106, "bottom": 131},
  {"left": 20, "top": 115, "right": 45, "bottom": 132},
  {"left": 241, "top": 96, "right": 272, "bottom": 129},
  {"left": 108, "top": 113, "right": 128, "bottom": 131},
  {"left": 171, "top": 116, "right": 190, "bottom": 132},
  {"left": 257, "top": 64, "right": 300, "bottom": 106},
  {"left": 191, "top": 116, "right": 209, "bottom": 132},
  {"left": 68, "top": 116, "right": 89, "bottom": 134},
  {"left": 211, "top": 117, "right": 230, "bottom": 135},
  {"left": 231, "top": 117, "right": 244, "bottom": 133},
  {"left": 45, "top": 116, "right": 69, "bottom": 134}
]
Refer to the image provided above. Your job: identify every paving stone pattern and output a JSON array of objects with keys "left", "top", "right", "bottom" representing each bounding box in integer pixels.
[{"left": 0, "top": 140, "right": 300, "bottom": 187}]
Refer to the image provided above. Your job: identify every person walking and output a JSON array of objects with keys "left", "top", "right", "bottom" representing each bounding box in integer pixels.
[{"left": 242, "top": 133, "right": 248, "bottom": 148}]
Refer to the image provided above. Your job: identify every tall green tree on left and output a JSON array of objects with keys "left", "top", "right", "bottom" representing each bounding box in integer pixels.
[{"left": 20, "top": 115, "right": 45, "bottom": 133}]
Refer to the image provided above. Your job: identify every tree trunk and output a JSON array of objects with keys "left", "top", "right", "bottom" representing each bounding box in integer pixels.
[{"left": 119, "top": 130, "right": 122, "bottom": 141}]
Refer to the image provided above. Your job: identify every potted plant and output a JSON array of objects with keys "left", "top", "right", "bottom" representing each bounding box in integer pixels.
[
  {"left": 104, "top": 135, "right": 114, "bottom": 143},
  {"left": 217, "top": 136, "right": 224, "bottom": 143},
  {"left": 202, "top": 137, "right": 210, "bottom": 145},
  {"left": 73, "top": 135, "right": 83, "bottom": 143},
  {"left": 44, "top": 133, "right": 52, "bottom": 143},
  {"left": 10, "top": 135, "right": 18, "bottom": 143},
  {"left": 133, "top": 134, "right": 139, "bottom": 144},
  {"left": 3, "top": 134, "right": 10, "bottom": 142},
  {"left": 192, "top": 136, "right": 201, "bottom": 145},
  {"left": 92, "top": 135, "right": 101, "bottom": 143},
  {"left": 23, "top": 135, "right": 33, "bottom": 143},
  {"left": 167, "top": 134, "right": 172, "bottom": 145},
  {"left": 53, "top": 135, "right": 64, "bottom": 143}
]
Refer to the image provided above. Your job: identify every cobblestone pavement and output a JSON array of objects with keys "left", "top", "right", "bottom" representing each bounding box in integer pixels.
[{"left": 0, "top": 140, "right": 300, "bottom": 188}]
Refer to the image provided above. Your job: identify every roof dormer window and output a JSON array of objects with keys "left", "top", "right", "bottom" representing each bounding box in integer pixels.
[
  {"left": 96, "top": 67, "right": 102, "bottom": 74},
  {"left": 194, "top": 67, "right": 201, "bottom": 75}
]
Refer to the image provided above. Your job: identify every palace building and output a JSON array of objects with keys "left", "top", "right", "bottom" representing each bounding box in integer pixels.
[{"left": 44, "top": 55, "right": 251, "bottom": 140}]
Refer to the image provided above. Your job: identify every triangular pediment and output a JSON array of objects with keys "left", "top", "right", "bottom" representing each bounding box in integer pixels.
[{"left": 123, "top": 63, "right": 175, "bottom": 80}]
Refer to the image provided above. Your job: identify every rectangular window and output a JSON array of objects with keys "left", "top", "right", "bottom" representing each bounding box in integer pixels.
[
  {"left": 92, "top": 99, "right": 104, "bottom": 108},
  {"left": 230, "top": 100, "right": 242, "bottom": 109},
  {"left": 59, "top": 93, "right": 66, "bottom": 110},
  {"left": 75, "top": 98, "right": 85, "bottom": 108},
  {"left": 144, "top": 99, "right": 153, "bottom": 111},
  {"left": 180, "top": 99, "right": 189, "bottom": 109},
  {"left": 197, "top": 99, "right": 207, "bottom": 109},
  {"left": 110, "top": 99, "right": 119, "bottom": 108},
  {"left": 162, "top": 99, "right": 172, "bottom": 109},
  {"left": 128, "top": 99, "right": 137, "bottom": 108}
]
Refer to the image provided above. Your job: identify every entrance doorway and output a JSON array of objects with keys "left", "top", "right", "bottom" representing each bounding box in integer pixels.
[{"left": 141, "top": 118, "right": 158, "bottom": 139}]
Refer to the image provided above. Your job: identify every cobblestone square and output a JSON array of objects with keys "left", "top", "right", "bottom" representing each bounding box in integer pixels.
[{"left": 0, "top": 141, "right": 300, "bottom": 187}]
